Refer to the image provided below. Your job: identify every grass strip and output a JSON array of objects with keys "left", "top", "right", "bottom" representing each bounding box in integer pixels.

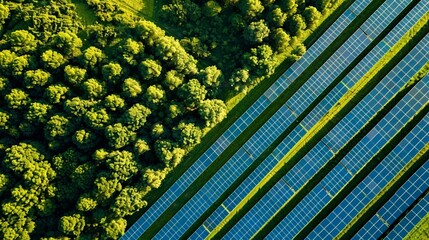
[
  {"left": 128, "top": 0, "right": 354, "bottom": 231},
  {"left": 336, "top": 142, "right": 429, "bottom": 239},
  {"left": 209, "top": 8, "right": 429, "bottom": 240},
  {"left": 294, "top": 101, "right": 429, "bottom": 239},
  {"left": 252, "top": 55, "right": 429, "bottom": 239},
  {"left": 181, "top": 0, "right": 417, "bottom": 237}
]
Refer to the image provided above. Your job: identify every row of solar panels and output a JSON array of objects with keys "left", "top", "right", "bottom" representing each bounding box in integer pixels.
[{"left": 122, "top": 0, "right": 429, "bottom": 238}]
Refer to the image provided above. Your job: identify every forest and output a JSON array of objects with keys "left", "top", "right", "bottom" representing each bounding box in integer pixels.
[{"left": 0, "top": 0, "right": 337, "bottom": 238}]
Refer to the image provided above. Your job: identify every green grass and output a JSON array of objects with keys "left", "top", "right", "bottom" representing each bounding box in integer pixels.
[{"left": 72, "top": 0, "right": 98, "bottom": 25}]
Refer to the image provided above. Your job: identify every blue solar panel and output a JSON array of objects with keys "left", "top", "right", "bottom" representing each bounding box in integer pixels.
[{"left": 306, "top": 80, "right": 429, "bottom": 238}]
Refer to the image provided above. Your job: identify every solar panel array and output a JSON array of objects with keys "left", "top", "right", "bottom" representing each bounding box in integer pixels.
[{"left": 122, "top": 0, "right": 429, "bottom": 239}]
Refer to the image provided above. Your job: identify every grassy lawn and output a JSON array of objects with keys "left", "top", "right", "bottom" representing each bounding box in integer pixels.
[{"left": 72, "top": 0, "right": 98, "bottom": 25}]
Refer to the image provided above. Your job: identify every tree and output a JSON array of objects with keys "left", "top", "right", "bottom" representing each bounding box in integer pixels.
[
  {"left": 102, "top": 218, "right": 127, "bottom": 239},
  {"left": 5, "top": 88, "right": 29, "bottom": 109},
  {"left": 168, "top": 102, "right": 184, "bottom": 119},
  {"left": 102, "top": 62, "right": 122, "bottom": 84},
  {"left": 44, "top": 115, "right": 74, "bottom": 140},
  {"left": 81, "top": 46, "right": 104, "bottom": 68},
  {"left": 25, "top": 102, "right": 51, "bottom": 123},
  {"left": 11, "top": 55, "right": 31, "bottom": 76},
  {"left": 9, "top": 30, "right": 37, "bottom": 54},
  {"left": 3, "top": 143, "right": 45, "bottom": 173},
  {"left": 178, "top": 79, "right": 207, "bottom": 108},
  {"left": 64, "top": 65, "right": 87, "bottom": 86},
  {"left": 199, "top": 66, "right": 222, "bottom": 96},
  {"left": 44, "top": 84, "right": 69, "bottom": 104},
  {"left": 273, "top": 28, "right": 291, "bottom": 52},
  {"left": 111, "top": 187, "right": 147, "bottom": 217},
  {"left": 229, "top": 68, "right": 251, "bottom": 91},
  {"left": 238, "top": 0, "right": 264, "bottom": 18},
  {"left": 52, "top": 30, "right": 83, "bottom": 58},
  {"left": 84, "top": 107, "right": 110, "bottom": 131},
  {"left": 0, "top": 4, "right": 9, "bottom": 24},
  {"left": 104, "top": 94, "right": 125, "bottom": 111},
  {"left": 268, "top": 7, "right": 287, "bottom": 27},
  {"left": 199, "top": 99, "right": 228, "bottom": 127},
  {"left": 203, "top": 1, "right": 222, "bottom": 17},
  {"left": 139, "top": 59, "right": 162, "bottom": 80},
  {"left": 142, "top": 167, "right": 167, "bottom": 189},
  {"left": 106, "top": 150, "right": 138, "bottom": 181},
  {"left": 59, "top": 214, "right": 85, "bottom": 236},
  {"left": 23, "top": 70, "right": 51, "bottom": 89},
  {"left": 72, "top": 129, "right": 98, "bottom": 150},
  {"left": 136, "top": 20, "right": 165, "bottom": 46},
  {"left": 120, "top": 103, "right": 151, "bottom": 131},
  {"left": 173, "top": 122, "right": 202, "bottom": 148},
  {"left": 119, "top": 38, "right": 143, "bottom": 66},
  {"left": 163, "top": 70, "right": 184, "bottom": 90},
  {"left": 76, "top": 195, "right": 97, "bottom": 212},
  {"left": 83, "top": 78, "right": 105, "bottom": 99},
  {"left": 289, "top": 14, "right": 307, "bottom": 36},
  {"left": 303, "top": 6, "right": 322, "bottom": 30},
  {"left": 0, "top": 50, "right": 15, "bottom": 75},
  {"left": 145, "top": 85, "right": 166, "bottom": 108},
  {"left": 122, "top": 78, "right": 142, "bottom": 98},
  {"left": 41, "top": 50, "right": 66, "bottom": 69},
  {"left": 105, "top": 123, "right": 136, "bottom": 149},
  {"left": 280, "top": 0, "right": 298, "bottom": 16},
  {"left": 71, "top": 162, "right": 97, "bottom": 190},
  {"left": 134, "top": 138, "right": 150, "bottom": 155},
  {"left": 64, "top": 97, "right": 96, "bottom": 117},
  {"left": 94, "top": 176, "right": 122, "bottom": 202},
  {"left": 243, "top": 45, "right": 276, "bottom": 77},
  {"left": 244, "top": 20, "right": 270, "bottom": 43}
]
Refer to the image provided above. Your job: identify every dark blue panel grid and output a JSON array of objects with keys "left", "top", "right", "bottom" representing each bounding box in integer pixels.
[{"left": 354, "top": 160, "right": 429, "bottom": 239}]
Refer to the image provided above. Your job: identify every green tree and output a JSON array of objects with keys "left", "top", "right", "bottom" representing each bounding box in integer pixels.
[
  {"left": 102, "top": 62, "right": 122, "bottom": 84},
  {"left": 25, "top": 102, "right": 52, "bottom": 123},
  {"left": 11, "top": 55, "right": 30, "bottom": 76},
  {"left": 111, "top": 187, "right": 147, "bottom": 217},
  {"left": 64, "top": 65, "right": 87, "bottom": 86},
  {"left": 229, "top": 68, "right": 251, "bottom": 91},
  {"left": 139, "top": 59, "right": 162, "bottom": 80},
  {"left": 76, "top": 195, "right": 97, "bottom": 212},
  {"left": 0, "top": 4, "right": 9, "bottom": 24},
  {"left": 44, "top": 115, "right": 74, "bottom": 140},
  {"left": 104, "top": 94, "right": 125, "bottom": 111},
  {"left": 44, "top": 84, "right": 69, "bottom": 104},
  {"left": 203, "top": 1, "right": 222, "bottom": 17},
  {"left": 106, "top": 150, "right": 138, "bottom": 181},
  {"left": 52, "top": 30, "right": 83, "bottom": 58},
  {"left": 136, "top": 20, "right": 166, "bottom": 46},
  {"left": 23, "top": 70, "right": 51, "bottom": 89},
  {"left": 41, "top": 50, "right": 66, "bottom": 69},
  {"left": 82, "top": 46, "right": 104, "bottom": 68},
  {"left": 120, "top": 103, "right": 151, "bottom": 131},
  {"left": 163, "top": 70, "right": 184, "bottom": 90},
  {"left": 280, "top": 0, "right": 298, "bottom": 16},
  {"left": 94, "top": 176, "right": 122, "bottom": 202},
  {"left": 178, "top": 79, "right": 207, "bottom": 108},
  {"left": 142, "top": 167, "right": 167, "bottom": 189},
  {"left": 273, "top": 28, "right": 291, "bottom": 52},
  {"left": 289, "top": 14, "right": 307, "bottom": 36},
  {"left": 72, "top": 129, "right": 98, "bottom": 150},
  {"left": 0, "top": 50, "right": 16, "bottom": 75},
  {"left": 151, "top": 123, "right": 167, "bottom": 139},
  {"left": 102, "top": 218, "right": 127, "bottom": 239},
  {"left": 173, "top": 122, "right": 202, "bottom": 148},
  {"left": 303, "top": 6, "right": 322, "bottom": 30},
  {"left": 134, "top": 138, "right": 150, "bottom": 155},
  {"left": 64, "top": 97, "right": 96, "bottom": 117},
  {"left": 122, "top": 78, "right": 142, "bottom": 98},
  {"left": 199, "top": 66, "right": 222, "bottom": 96},
  {"left": 145, "top": 85, "right": 166, "bottom": 108},
  {"left": 84, "top": 107, "right": 110, "bottom": 130},
  {"left": 244, "top": 20, "right": 270, "bottom": 43},
  {"left": 243, "top": 44, "right": 275, "bottom": 77},
  {"left": 238, "top": 0, "right": 264, "bottom": 18},
  {"left": 105, "top": 123, "right": 136, "bottom": 149},
  {"left": 268, "top": 7, "right": 287, "bottom": 27},
  {"left": 5, "top": 88, "right": 29, "bottom": 109},
  {"left": 83, "top": 78, "right": 105, "bottom": 99},
  {"left": 10, "top": 30, "right": 37, "bottom": 54},
  {"left": 199, "top": 99, "right": 228, "bottom": 127},
  {"left": 59, "top": 214, "right": 85, "bottom": 237}
]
